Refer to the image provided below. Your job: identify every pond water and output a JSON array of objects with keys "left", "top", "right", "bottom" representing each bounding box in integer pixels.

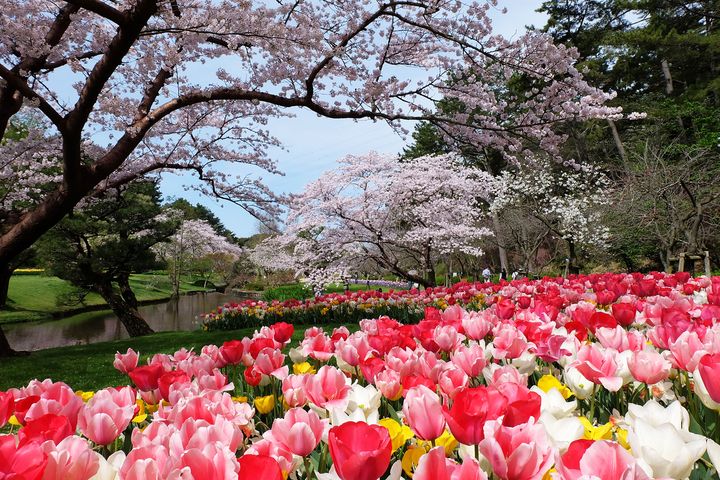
[{"left": 4, "top": 292, "right": 248, "bottom": 351}]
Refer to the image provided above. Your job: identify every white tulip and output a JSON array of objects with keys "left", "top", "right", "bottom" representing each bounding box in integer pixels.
[
  {"left": 626, "top": 418, "right": 706, "bottom": 479},
  {"left": 538, "top": 412, "right": 584, "bottom": 452},
  {"left": 530, "top": 386, "right": 577, "bottom": 419},
  {"left": 563, "top": 367, "right": 595, "bottom": 400}
]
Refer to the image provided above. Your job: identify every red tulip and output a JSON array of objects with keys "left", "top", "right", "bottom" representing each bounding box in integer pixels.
[
  {"left": 128, "top": 363, "right": 165, "bottom": 391},
  {"left": 0, "top": 391, "right": 14, "bottom": 428},
  {"left": 158, "top": 370, "right": 191, "bottom": 402},
  {"left": 271, "top": 322, "right": 295, "bottom": 344},
  {"left": 611, "top": 302, "right": 636, "bottom": 327},
  {"left": 220, "top": 340, "right": 245, "bottom": 365},
  {"left": 238, "top": 455, "right": 283, "bottom": 480},
  {"left": 0, "top": 434, "right": 48, "bottom": 480},
  {"left": 442, "top": 387, "right": 507, "bottom": 445},
  {"left": 17, "top": 413, "right": 73, "bottom": 447},
  {"left": 698, "top": 353, "right": 720, "bottom": 403},
  {"left": 328, "top": 422, "right": 392, "bottom": 480},
  {"left": 244, "top": 366, "right": 262, "bottom": 387}
]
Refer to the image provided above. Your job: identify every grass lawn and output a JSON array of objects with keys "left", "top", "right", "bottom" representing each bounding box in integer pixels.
[
  {"left": 0, "top": 273, "right": 213, "bottom": 325},
  {"left": 0, "top": 323, "right": 346, "bottom": 391}
]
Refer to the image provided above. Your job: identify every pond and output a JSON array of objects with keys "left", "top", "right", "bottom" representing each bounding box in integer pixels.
[{"left": 4, "top": 292, "right": 249, "bottom": 351}]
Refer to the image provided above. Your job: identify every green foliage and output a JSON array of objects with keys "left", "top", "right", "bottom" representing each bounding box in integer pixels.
[{"left": 261, "top": 284, "right": 312, "bottom": 301}]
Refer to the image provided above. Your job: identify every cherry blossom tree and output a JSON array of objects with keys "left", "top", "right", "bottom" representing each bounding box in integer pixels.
[
  {"left": 153, "top": 218, "right": 242, "bottom": 296},
  {"left": 0, "top": 0, "right": 620, "bottom": 353},
  {"left": 258, "top": 153, "right": 494, "bottom": 289}
]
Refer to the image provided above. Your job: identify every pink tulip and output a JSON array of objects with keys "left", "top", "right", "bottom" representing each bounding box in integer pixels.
[
  {"left": 270, "top": 407, "right": 326, "bottom": 456},
  {"left": 335, "top": 333, "right": 375, "bottom": 367},
  {"left": 168, "top": 442, "right": 239, "bottom": 479},
  {"left": 41, "top": 436, "right": 100, "bottom": 480},
  {"left": 492, "top": 324, "right": 528, "bottom": 360},
  {"left": 434, "top": 325, "right": 464, "bottom": 352},
  {"left": 438, "top": 364, "right": 469, "bottom": 400},
  {"left": 414, "top": 446, "right": 488, "bottom": 480},
  {"left": 374, "top": 369, "right": 403, "bottom": 401},
  {"left": 121, "top": 445, "right": 171, "bottom": 480},
  {"left": 554, "top": 439, "right": 651, "bottom": 480},
  {"left": 571, "top": 344, "right": 624, "bottom": 392},
  {"left": 305, "top": 366, "right": 351, "bottom": 410},
  {"left": 452, "top": 343, "right": 487, "bottom": 378},
  {"left": 245, "top": 439, "right": 295, "bottom": 475},
  {"left": 78, "top": 389, "right": 135, "bottom": 445},
  {"left": 403, "top": 385, "right": 446, "bottom": 441},
  {"left": 462, "top": 311, "right": 494, "bottom": 341},
  {"left": 628, "top": 349, "right": 671, "bottom": 384},
  {"left": 114, "top": 348, "right": 139, "bottom": 374},
  {"left": 23, "top": 381, "right": 83, "bottom": 430},
  {"left": 479, "top": 419, "right": 553, "bottom": 480},
  {"left": 668, "top": 331, "right": 707, "bottom": 371},
  {"left": 282, "top": 374, "right": 309, "bottom": 408},
  {"left": 254, "top": 347, "right": 289, "bottom": 380}
]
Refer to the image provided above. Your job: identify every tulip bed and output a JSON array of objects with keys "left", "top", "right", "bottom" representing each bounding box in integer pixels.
[
  {"left": 3, "top": 272, "right": 720, "bottom": 479},
  {"left": 202, "top": 285, "right": 487, "bottom": 330}
]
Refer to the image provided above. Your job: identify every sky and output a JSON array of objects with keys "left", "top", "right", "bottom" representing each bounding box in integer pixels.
[{"left": 159, "top": 0, "right": 549, "bottom": 238}]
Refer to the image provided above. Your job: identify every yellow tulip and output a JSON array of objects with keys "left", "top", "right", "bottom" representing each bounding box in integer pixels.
[
  {"left": 418, "top": 430, "right": 458, "bottom": 456},
  {"left": 8, "top": 415, "right": 20, "bottom": 426},
  {"left": 254, "top": 394, "right": 276, "bottom": 414},
  {"left": 378, "top": 418, "right": 414, "bottom": 452},
  {"left": 75, "top": 390, "right": 95, "bottom": 402},
  {"left": 537, "top": 375, "right": 573, "bottom": 400},
  {"left": 401, "top": 445, "right": 428, "bottom": 478},
  {"left": 232, "top": 395, "right": 249, "bottom": 403},
  {"left": 293, "top": 362, "right": 316, "bottom": 375},
  {"left": 579, "top": 417, "right": 613, "bottom": 440}
]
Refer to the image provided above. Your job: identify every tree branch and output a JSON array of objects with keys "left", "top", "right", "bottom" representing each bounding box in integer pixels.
[{"left": 62, "top": 0, "right": 126, "bottom": 24}]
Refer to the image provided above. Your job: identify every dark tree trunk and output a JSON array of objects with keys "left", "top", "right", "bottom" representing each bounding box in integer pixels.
[
  {"left": 118, "top": 273, "right": 138, "bottom": 310},
  {"left": 0, "top": 262, "right": 11, "bottom": 308},
  {"left": 567, "top": 240, "right": 581, "bottom": 275},
  {"left": 97, "top": 282, "right": 154, "bottom": 337}
]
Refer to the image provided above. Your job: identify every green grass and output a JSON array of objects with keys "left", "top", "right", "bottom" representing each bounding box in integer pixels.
[
  {"left": 0, "top": 323, "right": 348, "bottom": 391},
  {"left": 0, "top": 273, "right": 212, "bottom": 325}
]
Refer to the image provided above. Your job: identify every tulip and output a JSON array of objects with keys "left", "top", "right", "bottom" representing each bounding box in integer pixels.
[
  {"left": 375, "top": 369, "right": 403, "bottom": 401},
  {"left": 0, "top": 434, "right": 48, "bottom": 480},
  {"left": 282, "top": 374, "right": 309, "bottom": 408},
  {"left": 627, "top": 349, "right": 671, "bottom": 385},
  {"left": 170, "top": 443, "right": 239, "bottom": 479},
  {"left": 697, "top": 353, "right": 720, "bottom": 404},
  {"left": 238, "top": 454, "right": 283, "bottom": 480},
  {"left": 451, "top": 343, "right": 486, "bottom": 378},
  {"left": 254, "top": 347, "right": 289, "bottom": 380},
  {"left": 402, "top": 385, "right": 446, "bottom": 441},
  {"left": 220, "top": 339, "right": 245, "bottom": 365},
  {"left": 78, "top": 389, "right": 135, "bottom": 445},
  {"left": 271, "top": 322, "right": 295, "bottom": 344},
  {"left": 17, "top": 413, "right": 74, "bottom": 447},
  {"left": 442, "top": 386, "right": 507, "bottom": 445},
  {"left": 42, "top": 435, "right": 100, "bottom": 480},
  {"left": 254, "top": 394, "right": 276, "bottom": 415},
  {"left": 571, "top": 344, "right": 624, "bottom": 392},
  {"left": 270, "top": 407, "right": 326, "bottom": 456},
  {"left": 479, "top": 419, "right": 553, "bottom": 480},
  {"left": 328, "top": 422, "right": 392, "bottom": 480},
  {"left": 157, "top": 370, "right": 191, "bottom": 402},
  {"left": 554, "top": 439, "right": 651, "bottom": 480},
  {"left": 128, "top": 363, "right": 165, "bottom": 391},
  {"left": 378, "top": 418, "right": 414, "bottom": 452},
  {"left": 413, "top": 446, "right": 488, "bottom": 480},
  {"left": 113, "top": 348, "right": 139, "bottom": 374},
  {"left": 305, "top": 366, "right": 351, "bottom": 411},
  {"left": 611, "top": 302, "right": 637, "bottom": 326},
  {"left": 0, "top": 391, "right": 14, "bottom": 428}
]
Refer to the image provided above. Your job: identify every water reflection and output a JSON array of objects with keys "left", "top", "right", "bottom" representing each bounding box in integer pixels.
[{"left": 4, "top": 292, "right": 247, "bottom": 351}]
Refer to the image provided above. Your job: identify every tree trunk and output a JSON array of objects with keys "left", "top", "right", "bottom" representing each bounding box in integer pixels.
[
  {"left": 607, "top": 119, "right": 628, "bottom": 168},
  {"left": 97, "top": 283, "right": 154, "bottom": 337},
  {"left": 567, "top": 240, "right": 580, "bottom": 275},
  {"left": 0, "top": 262, "right": 12, "bottom": 308},
  {"left": 118, "top": 273, "right": 138, "bottom": 310},
  {"left": 491, "top": 212, "right": 509, "bottom": 273}
]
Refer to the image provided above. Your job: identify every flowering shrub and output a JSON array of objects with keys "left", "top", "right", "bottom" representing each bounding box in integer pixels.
[{"left": 2, "top": 272, "right": 720, "bottom": 479}]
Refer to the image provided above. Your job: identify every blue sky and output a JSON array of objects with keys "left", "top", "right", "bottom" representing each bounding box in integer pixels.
[{"left": 159, "top": 0, "right": 549, "bottom": 237}]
